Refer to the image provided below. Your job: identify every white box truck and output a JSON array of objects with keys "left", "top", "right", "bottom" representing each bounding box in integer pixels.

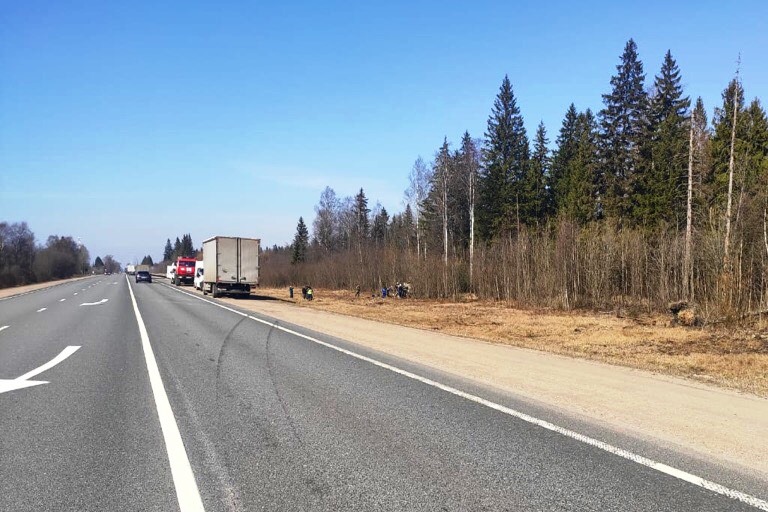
[{"left": 201, "top": 236, "right": 260, "bottom": 298}]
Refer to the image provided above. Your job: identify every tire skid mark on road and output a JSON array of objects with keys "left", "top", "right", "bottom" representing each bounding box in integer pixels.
[{"left": 163, "top": 282, "right": 768, "bottom": 512}]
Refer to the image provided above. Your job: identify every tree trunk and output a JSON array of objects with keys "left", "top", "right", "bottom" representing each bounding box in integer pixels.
[
  {"left": 683, "top": 111, "right": 695, "bottom": 300},
  {"left": 469, "top": 172, "right": 475, "bottom": 291},
  {"left": 724, "top": 79, "right": 739, "bottom": 266}
]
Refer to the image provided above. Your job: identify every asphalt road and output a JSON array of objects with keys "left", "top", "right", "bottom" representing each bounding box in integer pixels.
[{"left": 0, "top": 276, "right": 765, "bottom": 511}]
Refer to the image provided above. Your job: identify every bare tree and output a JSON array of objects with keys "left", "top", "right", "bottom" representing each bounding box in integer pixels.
[{"left": 405, "top": 157, "right": 432, "bottom": 259}]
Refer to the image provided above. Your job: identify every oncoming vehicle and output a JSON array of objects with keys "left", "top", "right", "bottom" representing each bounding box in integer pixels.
[{"left": 135, "top": 270, "right": 152, "bottom": 283}]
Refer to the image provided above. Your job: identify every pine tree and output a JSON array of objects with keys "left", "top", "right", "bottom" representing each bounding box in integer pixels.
[
  {"left": 94, "top": 256, "right": 104, "bottom": 268},
  {"left": 141, "top": 255, "right": 154, "bottom": 266},
  {"left": 550, "top": 104, "right": 579, "bottom": 216},
  {"left": 599, "top": 39, "right": 649, "bottom": 222},
  {"left": 291, "top": 217, "right": 309, "bottom": 264},
  {"left": 163, "top": 238, "right": 173, "bottom": 261},
  {"left": 479, "top": 75, "right": 530, "bottom": 239},
  {"left": 520, "top": 121, "right": 549, "bottom": 224}
]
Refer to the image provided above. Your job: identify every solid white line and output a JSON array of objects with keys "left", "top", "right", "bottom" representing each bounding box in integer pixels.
[
  {"left": 0, "top": 325, "right": 9, "bottom": 332},
  {"left": 17, "top": 346, "right": 80, "bottom": 381},
  {"left": 126, "top": 276, "right": 205, "bottom": 512},
  {"left": 164, "top": 283, "right": 768, "bottom": 511},
  {"left": 36, "top": 308, "right": 47, "bottom": 313}
]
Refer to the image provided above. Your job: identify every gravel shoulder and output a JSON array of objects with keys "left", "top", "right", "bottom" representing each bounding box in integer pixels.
[{"left": 214, "top": 289, "right": 768, "bottom": 480}]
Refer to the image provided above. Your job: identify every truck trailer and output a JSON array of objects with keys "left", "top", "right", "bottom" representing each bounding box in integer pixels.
[{"left": 201, "top": 236, "right": 260, "bottom": 298}]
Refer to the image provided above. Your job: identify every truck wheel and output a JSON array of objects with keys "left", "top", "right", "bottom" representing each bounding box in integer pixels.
[
  {"left": 202, "top": 283, "right": 207, "bottom": 295},
  {"left": 212, "top": 284, "right": 218, "bottom": 298}
]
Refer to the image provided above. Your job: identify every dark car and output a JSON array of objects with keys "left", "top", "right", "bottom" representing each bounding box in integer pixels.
[{"left": 135, "top": 270, "right": 152, "bottom": 283}]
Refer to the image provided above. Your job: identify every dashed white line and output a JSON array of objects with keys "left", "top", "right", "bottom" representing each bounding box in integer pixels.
[
  {"left": 59, "top": 298, "right": 66, "bottom": 302},
  {"left": 126, "top": 277, "right": 205, "bottom": 512},
  {"left": 73, "top": 293, "right": 78, "bottom": 296},
  {"left": 0, "top": 325, "right": 9, "bottom": 333},
  {"left": 36, "top": 308, "right": 47, "bottom": 313},
  {"left": 164, "top": 282, "right": 768, "bottom": 511}
]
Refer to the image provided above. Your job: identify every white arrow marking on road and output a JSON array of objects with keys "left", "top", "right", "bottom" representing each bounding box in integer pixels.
[
  {"left": 0, "top": 325, "right": 9, "bottom": 333},
  {"left": 80, "top": 298, "right": 108, "bottom": 306},
  {"left": 0, "top": 346, "right": 80, "bottom": 395},
  {"left": 36, "top": 308, "right": 47, "bottom": 313}
]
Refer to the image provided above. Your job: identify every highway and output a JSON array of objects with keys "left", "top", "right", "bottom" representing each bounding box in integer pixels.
[{"left": 0, "top": 276, "right": 766, "bottom": 511}]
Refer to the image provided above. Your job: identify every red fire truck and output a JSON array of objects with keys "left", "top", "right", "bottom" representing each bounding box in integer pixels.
[{"left": 173, "top": 257, "right": 197, "bottom": 286}]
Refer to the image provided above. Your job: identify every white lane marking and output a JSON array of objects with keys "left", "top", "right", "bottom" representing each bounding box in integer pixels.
[
  {"left": 36, "top": 308, "right": 47, "bottom": 313},
  {"left": 80, "top": 298, "right": 109, "bottom": 306},
  {"left": 1, "top": 346, "right": 81, "bottom": 395},
  {"left": 59, "top": 298, "right": 66, "bottom": 302},
  {"left": 0, "top": 325, "right": 9, "bottom": 332},
  {"left": 17, "top": 346, "right": 81, "bottom": 380},
  {"left": 126, "top": 277, "right": 205, "bottom": 512},
  {"left": 165, "top": 283, "right": 768, "bottom": 511},
  {"left": 73, "top": 293, "right": 78, "bottom": 296}
]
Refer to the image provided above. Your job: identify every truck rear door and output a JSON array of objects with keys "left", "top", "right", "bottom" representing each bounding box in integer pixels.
[
  {"left": 239, "top": 238, "right": 260, "bottom": 285},
  {"left": 217, "top": 237, "right": 238, "bottom": 283}
]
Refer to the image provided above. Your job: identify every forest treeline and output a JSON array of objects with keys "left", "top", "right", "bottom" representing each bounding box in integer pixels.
[
  {"left": 0, "top": 221, "right": 100, "bottom": 287},
  {"left": 261, "top": 39, "right": 768, "bottom": 320}
]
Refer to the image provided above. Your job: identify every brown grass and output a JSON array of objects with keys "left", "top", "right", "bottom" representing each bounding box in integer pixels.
[{"left": 258, "top": 287, "right": 768, "bottom": 397}]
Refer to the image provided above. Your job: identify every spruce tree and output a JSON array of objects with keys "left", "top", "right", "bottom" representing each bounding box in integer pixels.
[
  {"left": 550, "top": 104, "right": 579, "bottom": 216},
  {"left": 638, "top": 50, "right": 690, "bottom": 227},
  {"left": 520, "top": 121, "right": 549, "bottom": 224},
  {"left": 173, "top": 237, "right": 182, "bottom": 260},
  {"left": 163, "top": 238, "right": 173, "bottom": 261},
  {"left": 564, "top": 110, "right": 600, "bottom": 224},
  {"left": 291, "top": 217, "right": 309, "bottom": 264},
  {"left": 599, "top": 39, "right": 648, "bottom": 222},
  {"left": 94, "top": 256, "right": 104, "bottom": 268},
  {"left": 479, "top": 75, "right": 530, "bottom": 239},
  {"left": 710, "top": 79, "right": 746, "bottom": 207},
  {"left": 371, "top": 206, "right": 389, "bottom": 245}
]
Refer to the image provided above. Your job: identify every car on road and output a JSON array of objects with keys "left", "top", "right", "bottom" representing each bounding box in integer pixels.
[{"left": 135, "top": 270, "right": 152, "bottom": 283}]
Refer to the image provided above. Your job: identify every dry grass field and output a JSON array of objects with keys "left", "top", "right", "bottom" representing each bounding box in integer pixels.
[{"left": 258, "top": 287, "right": 768, "bottom": 397}]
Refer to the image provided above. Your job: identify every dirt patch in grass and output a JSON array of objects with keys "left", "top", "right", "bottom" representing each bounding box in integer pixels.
[{"left": 259, "top": 287, "right": 768, "bottom": 396}]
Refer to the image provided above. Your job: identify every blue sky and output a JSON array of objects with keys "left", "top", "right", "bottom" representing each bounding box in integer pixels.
[{"left": 1, "top": 1, "right": 766, "bottom": 265}]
